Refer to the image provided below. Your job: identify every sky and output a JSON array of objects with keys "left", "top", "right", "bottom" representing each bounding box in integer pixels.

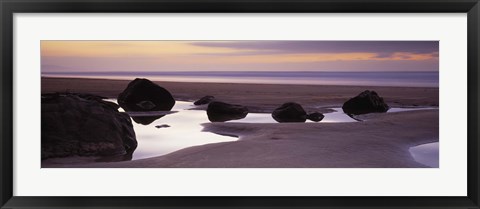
[{"left": 41, "top": 41, "right": 439, "bottom": 72}]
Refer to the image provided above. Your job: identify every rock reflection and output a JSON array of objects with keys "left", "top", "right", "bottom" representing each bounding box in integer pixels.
[
  {"left": 131, "top": 115, "right": 165, "bottom": 125},
  {"left": 125, "top": 111, "right": 177, "bottom": 125}
]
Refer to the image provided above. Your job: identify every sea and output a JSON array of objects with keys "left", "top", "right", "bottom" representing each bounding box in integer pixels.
[{"left": 42, "top": 71, "right": 439, "bottom": 87}]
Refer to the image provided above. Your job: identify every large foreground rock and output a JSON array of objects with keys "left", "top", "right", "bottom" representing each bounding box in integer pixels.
[
  {"left": 342, "top": 90, "right": 389, "bottom": 115},
  {"left": 41, "top": 93, "right": 137, "bottom": 160},
  {"left": 117, "top": 78, "right": 175, "bottom": 112},
  {"left": 272, "top": 102, "right": 307, "bottom": 123},
  {"left": 207, "top": 101, "right": 249, "bottom": 122}
]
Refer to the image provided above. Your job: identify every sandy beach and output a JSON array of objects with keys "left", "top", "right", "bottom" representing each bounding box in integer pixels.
[
  {"left": 42, "top": 77, "right": 438, "bottom": 112},
  {"left": 41, "top": 77, "right": 439, "bottom": 168}
]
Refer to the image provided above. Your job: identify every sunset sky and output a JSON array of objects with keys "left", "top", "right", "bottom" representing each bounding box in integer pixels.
[{"left": 41, "top": 41, "right": 439, "bottom": 72}]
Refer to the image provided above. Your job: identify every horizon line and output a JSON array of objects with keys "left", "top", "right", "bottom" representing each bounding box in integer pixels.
[{"left": 42, "top": 70, "right": 439, "bottom": 74}]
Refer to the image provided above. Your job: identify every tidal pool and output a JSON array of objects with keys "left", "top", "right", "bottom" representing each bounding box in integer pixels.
[
  {"left": 105, "top": 100, "right": 364, "bottom": 160},
  {"left": 118, "top": 101, "right": 238, "bottom": 160},
  {"left": 227, "top": 108, "right": 359, "bottom": 123},
  {"left": 105, "top": 99, "right": 437, "bottom": 161},
  {"left": 409, "top": 142, "right": 439, "bottom": 168},
  {"left": 388, "top": 107, "right": 438, "bottom": 113}
]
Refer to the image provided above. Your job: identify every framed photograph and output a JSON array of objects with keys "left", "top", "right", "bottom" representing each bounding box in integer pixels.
[{"left": 1, "top": 0, "right": 479, "bottom": 208}]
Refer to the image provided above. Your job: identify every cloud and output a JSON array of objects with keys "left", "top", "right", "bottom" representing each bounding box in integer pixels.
[
  {"left": 41, "top": 41, "right": 251, "bottom": 58},
  {"left": 189, "top": 41, "right": 439, "bottom": 59},
  {"left": 41, "top": 41, "right": 439, "bottom": 72}
]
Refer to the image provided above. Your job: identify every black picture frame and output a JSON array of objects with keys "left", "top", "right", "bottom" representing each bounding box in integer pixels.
[{"left": 1, "top": 0, "right": 479, "bottom": 208}]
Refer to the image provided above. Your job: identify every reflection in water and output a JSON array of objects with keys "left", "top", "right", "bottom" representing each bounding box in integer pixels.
[
  {"left": 322, "top": 108, "right": 360, "bottom": 123},
  {"left": 340, "top": 107, "right": 438, "bottom": 122},
  {"left": 131, "top": 115, "right": 164, "bottom": 125},
  {"left": 105, "top": 99, "right": 437, "bottom": 161},
  {"left": 126, "top": 103, "right": 364, "bottom": 159},
  {"left": 228, "top": 108, "right": 360, "bottom": 123},
  {"left": 409, "top": 142, "right": 439, "bottom": 168},
  {"left": 126, "top": 111, "right": 177, "bottom": 125},
  {"left": 227, "top": 113, "right": 278, "bottom": 123},
  {"left": 388, "top": 107, "right": 437, "bottom": 113},
  {"left": 127, "top": 102, "right": 238, "bottom": 160},
  {"left": 104, "top": 99, "right": 239, "bottom": 160}
]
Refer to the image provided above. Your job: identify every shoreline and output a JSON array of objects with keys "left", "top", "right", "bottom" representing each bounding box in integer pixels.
[
  {"left": 41, "top": 77, "right": 439, "bottom": 168},
  {"left": 41, "top": 73, "right": 439, "bottom": 88},
  {"left": 42, "top": 76, "right": 440, "bottom": 90}
]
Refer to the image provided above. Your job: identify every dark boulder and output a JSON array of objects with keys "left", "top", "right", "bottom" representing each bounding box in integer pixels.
[
  {"left": 117, "top": 78, "right": 175, "bottom": 112},
  {"left": 272, "top": 102, "right": 307, "bottom": 123},
  {"left": 194, "top": 95, "right": 215, "bottom": 105},
  {"left": 307, "top": 112, "right": 325, "bottom": 122},
  {"left": 41, "top": 93, "right": 137, "bottom": 160},
  {"left": 207, "top": 101, "right": 248, "bottom": 122},
  {"left": 342, "top": 90, "right": 389, "bottom": 115}
]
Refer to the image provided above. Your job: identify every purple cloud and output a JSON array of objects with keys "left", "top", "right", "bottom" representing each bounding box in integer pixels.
[{"left": 190, "top": 41, "right": 439, "bottom": 57}]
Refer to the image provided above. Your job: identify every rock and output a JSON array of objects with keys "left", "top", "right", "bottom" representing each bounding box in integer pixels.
[
  {"left": 117, "top": 78, "right": 175, "bottom": 112},
  {"left": 155, "top": 124, "right": 171, "bottom": 128},
  {"left": 194, "top": 95, "right": 215, "bottom": 105},
  {"left": 136, "top": 100, "right": 156, "bottom": 110},
  {"left": 307, "top": 112, "right": 325, "bottom": 122},
  {"left": 207, "top": 101, "right": 248, "bottom": 122},
  {"left": 272, "top": 102, "right": 307, "bottom": 123},
  {"left": 44, "top": 92, "right": 120, "bottom": 109},
  {"left": 41, "top": 93, "right": 137, "bottom": 160},
  {"left": 342, "top": 90, "right": 389, "bottom": 115}
]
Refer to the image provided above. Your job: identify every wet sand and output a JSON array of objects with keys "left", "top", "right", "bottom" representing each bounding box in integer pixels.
[
  {"left": 42, "top": 77, "right": 438, "bottom": 112},
  {"left": 41, "top": 77, "right": 439, "bottom": 168}
]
